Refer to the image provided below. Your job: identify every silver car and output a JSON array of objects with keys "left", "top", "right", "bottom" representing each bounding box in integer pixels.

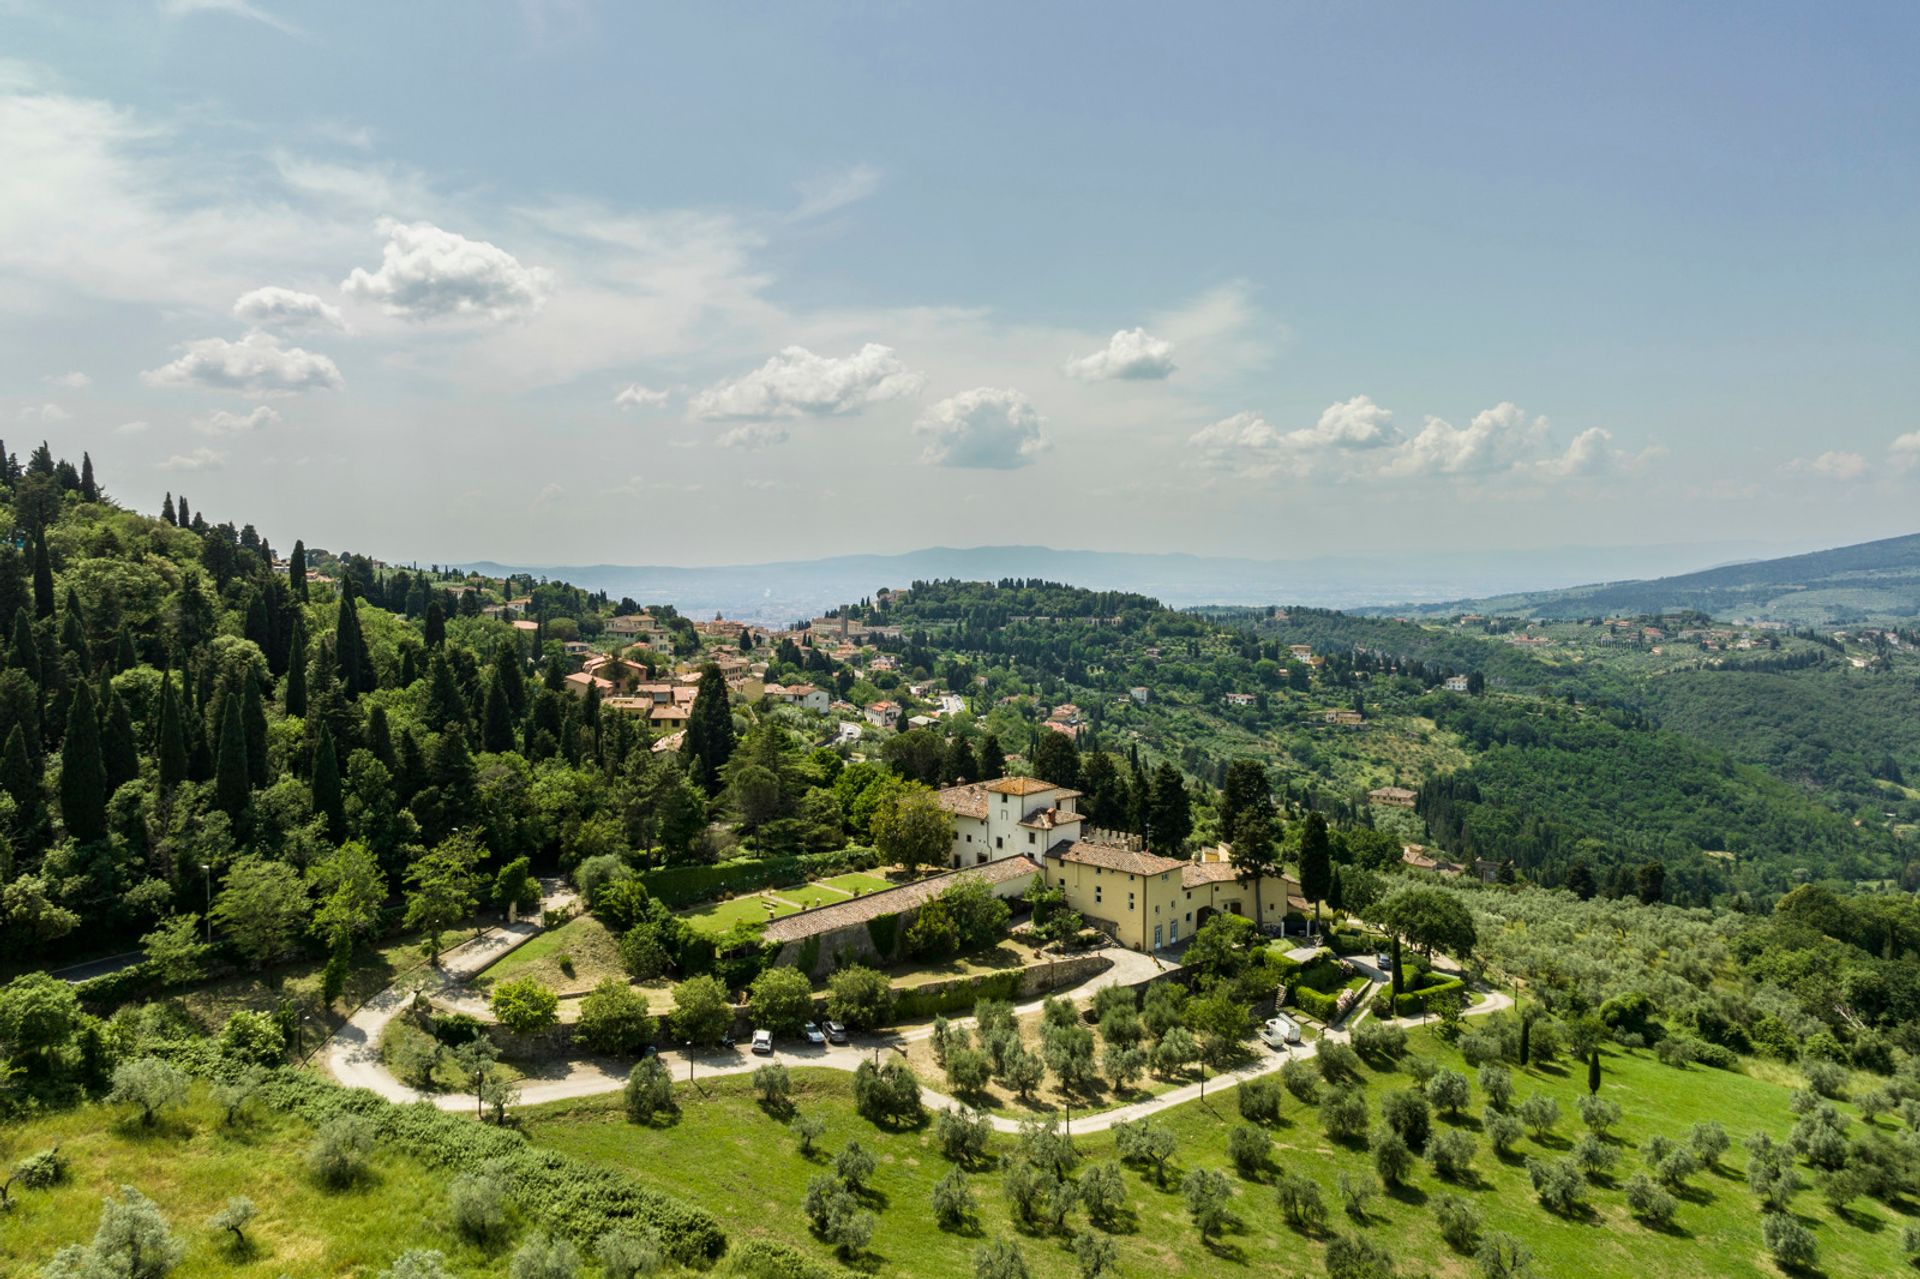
[{"left": 803, "top": 1022, "right": 827, "bottom": 1046}]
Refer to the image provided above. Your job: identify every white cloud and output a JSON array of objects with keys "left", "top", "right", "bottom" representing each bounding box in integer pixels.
[
  {"left": 532, "top": 482, "right": 566, "bottom": 509},
  {"left": 234, "top": 285, "right": 348, "bottom": 331},
  {"left": 159, "top": 0, "right": 304, "bottom": 36},
  {"left": 1891, "top": 432, "right": 1920, "bottom": 474},
  {"left": 116, "top": 420, "right": 150, "bottom": 434},
  {"left": 16, "top": 403, "right": 68, "bottom": 423},
  {"left": 690, "top": 343, "right": 923, "bottom": 421},
  {"left": 1188, "top": 395, "right": 1397, "bottom": 478},
  {"left": 916, "top": 387, "right": 1050, "bottom": 469},
  {"left": 1064, "top": 327, "right": 1177, "bottom": 381},
  {"left": 141, "top": 332, "right": 343, "bottom": 395},
  {"left": 717, "top": 423, "right": 790, "bottom": 451},
  {"left": 614, "top": 383, "right": 670, "bottom": 410},
  {"left": 791, "top": 164, "right": 881, "bottom": 221},
  {"left": 1387, "top": 402, "right": 1549, "bottom": 477},
  {"left": 43, "top": 371, "right": 90, "bottom": 389},
  {"left": 1787, "top": 450, "right": 1869, "bottom": 481},
  {"left": 196, "top": 405, "right": 282, "bottom": 435},
  {"left": 341, "top": 218, "right": 551, "bottom": 322},
  {"left": 158, "top": 447, "right": 226, "bottom": 471},
  {"left": 1532, "top": 426, "right": 1633, "bottom": 479}
]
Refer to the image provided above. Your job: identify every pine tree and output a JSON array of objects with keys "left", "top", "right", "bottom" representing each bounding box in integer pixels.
[
  {"left": 1, "top": 723, "right": 38, "bottom": 828},
  {"left": 156, "top": 672, "right": 188, "bottom": 790},
  {"left": 1298, "top": 811, "right": 1333, "bottom": 922},
  {"left": 680, "top": 664, "right": 735, "bottom": 794},
  {"left": 58, "top": 682, "right": 108, "bottom": 842},
  {"left": 289, "top": 539, "right": 308, "bottom": 602},
  {"left": 283, "top": 614, "right": 308, "bottom": 717},
  {"left": 31, "top": 534, "right": 54, "bottom": 619},
  {"left": 423, "top": 600, "right": 445, "bottom": 649},
  {"left": 311, "top": 726, "right": 345, "bottom": 843},
  {"left": 214, "top": 688, "right": 251, "bottom": 821},
  {"left": 79, "top": 452, "right": 98, "bottom": 501},
  {"left": 100, "top": 680, "right": 138, "bottom": 794}
]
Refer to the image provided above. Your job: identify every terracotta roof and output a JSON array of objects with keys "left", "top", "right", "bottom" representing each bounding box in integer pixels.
[
  {"left": 1049, "top": 837, "right": 1185, "bottom": 878},
  {"left": 984, "top": 776, "right": 1074, "bottom": 797},
  {"left": 761, "top": 857, "right": 1041, "bottom": 944},
  {"left": 1018, "top": 807, "right": 1083, "bottom": 832},
  {"left": 1180, "top": 860, "right": 1242, "bottom": 887},
  {"left": 936, "top": 782, "right": 990, "bottom": 820}
]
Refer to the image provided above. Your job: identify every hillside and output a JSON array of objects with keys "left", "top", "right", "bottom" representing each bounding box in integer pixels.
[{"left": 1379, "top": 531, "right": 1920, "bottom": 624}]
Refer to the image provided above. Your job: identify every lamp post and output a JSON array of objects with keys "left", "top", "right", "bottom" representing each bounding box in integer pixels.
[{"left": 201, "top": 863, "right": 213, "bottom": 944}]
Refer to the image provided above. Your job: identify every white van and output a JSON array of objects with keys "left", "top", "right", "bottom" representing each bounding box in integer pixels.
[{"left": 1262, "top": 1014, "right": 1302, "bottom": 1048}]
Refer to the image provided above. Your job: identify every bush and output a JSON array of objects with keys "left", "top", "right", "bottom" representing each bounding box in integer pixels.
[
  {"left": 936, "top": 1106, "right": 991, "bottom": 1165},
  {"left": 13, "top": 1147, "right": 67, "bottom": 1190},
  {"left": 1274, "top": 1170, "right": 1326, "bottom": 1233},
  {"left": 1763, "top": 1211, "right": 1817, "bottom": 1270},
  {"left": 1321, "top": 1086, "right": 1370, "bottom": 1143},
  {"left": 575, "top": 979, "right": 656, "bottom": 1056},
  {"left": 1281, "top": 1058, "right": 1322, "bottom": 1104},
  {"left": 594, "top": 1230, "right": 662, "bottom": 1279},
  {"left": 625, "top": 1058, "right": 676, "bottom": 1124},
  {"left": 932, "top": 1166, "right": 975, "bottom": 1230},
  {"left": 1571, "top": 1132, "right": 1616, "bottom": 1180},
  {"left": 511, "top": 1232, "right": 580, "bottom": 1279},
  {"left": 1516, "top": 1093, "right": 1560, "bottom": 1139},
  {"left": 1475, "top": 1231, "right": 1534, "bottom": 1279},
  {"left": 1429, "top": 1128, "right": 1477, "bottom": 1182},
  {"left": 1323, "top": 1231, "right": 1395, "bottom": 1279},
  {"left": 1371, "top": 1127, "right": 1413, "bottom": 1187},
  {"left": 825, "top": 965, "right": 894, "bottom": 1030},
  {"left": 218, "top": 1010, "right": 286, "bottom": 1067},
  {"left": 451, "top": 1171, "right": 508, "bottom": 1242},
  {"left": 1624, "top": 1172, "right": 1676, "bottom": 1227},
  {"left": 1317, "top": 1041, "right": 1363, "bottom": 1083},
  {"left": 1434, "top": 1192, "right": 1481, "bottom": 1251},
  {"left": 1477, "top": 1063, "right": 1512, "bottom": 1112},
  {"left": 1804, "top": 1059, "right": 1849, "bottom": 1099},
  {"left": 1525, "top": 1156, "right": 1584, "bottom": 1215},
  {"left": 1576, "top": 1093, "right": 1620, "bottom": 1136},
  {"left": 753, "top": 1062, "right": 793, "bottom": 1111},
  {"left": 1485, "top": 1111, "right": 1525, "bottom": 1157},
  {"left": 491, "top": 978, "right": 560, "bottom": 1037},
  {"left": 1239, "top": 1075, "right": 1283, "bottom": 1125},
  {"left": 1381, "top": 1089, "right": 1432, "bottom": 1151},
  {"left": 1228, "top": 1124, "right": 1270, "bottom": 1177},
  {"left": 1352, "top": 1020, "right": 1407, "bottom": 1064},
  {"left": 108, "top": 1057, "right": 190, "bottom": 1126},
  {"left": 308, "top": 1114, "right": 376, "bottom": 1188}
]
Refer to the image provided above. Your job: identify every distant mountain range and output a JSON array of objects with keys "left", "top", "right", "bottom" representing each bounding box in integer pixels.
[
  {"left": 1374, "top": 531, "right": 1920, "bottom": 624},
  {"left": 456, "top": 539, "right": 1813, "bottom": 624}
]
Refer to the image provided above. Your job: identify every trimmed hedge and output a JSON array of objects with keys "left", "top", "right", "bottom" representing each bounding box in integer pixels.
[
  {"left": 248, "top": 1068, "right": 725, "bottom": 1263},
  {"left": 1391, "top": 974, "right": 1466, "bottom": 1016},
  {"left": 1291, "top": 985, "right": 1342, "bottom": 1021},
  {"left": 892, "top": 969, "right": 1024, "bottom": 1020},
  {"left": 639, "top": 847, "right": 881, "bottom": 908}
]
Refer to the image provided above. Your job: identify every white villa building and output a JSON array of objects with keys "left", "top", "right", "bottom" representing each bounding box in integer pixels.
[{"left": 934, "top": 775, "right": 1084, "bottom": 868}]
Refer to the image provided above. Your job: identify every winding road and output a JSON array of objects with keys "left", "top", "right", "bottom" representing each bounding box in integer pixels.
[{"left": 319, "top": 888, "right": 1511, "bottom": 1134}]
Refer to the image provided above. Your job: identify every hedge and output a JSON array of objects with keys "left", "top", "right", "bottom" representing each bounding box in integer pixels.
[
  {"left": 639, "top": 847, "right": 881, "bottom": 908},
  {"left": 1325, "top": 928, "right": 1387, "bottom": 957},
  {"left": 1291, "top": 985, "right": 1343, "bottom": 1021},
  {"left": 1391, "top": 974, "right": 1466, "bottom": 1017},
  {"left": 247, "top": 1067, "right": 725, "bottom": 1263},
  {"left": 892, "top": 969, "right": 1024, "bottom": 1020}
]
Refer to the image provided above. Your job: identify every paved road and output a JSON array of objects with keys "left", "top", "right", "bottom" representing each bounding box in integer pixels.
[
  {"left": 321, "top": 894, "right": 1510, "bottom": 1133},
  {"left": 50, "top": 950, "right": 147, "bottom": 983}
]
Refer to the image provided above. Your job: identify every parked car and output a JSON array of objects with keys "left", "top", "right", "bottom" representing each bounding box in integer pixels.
[
  {"left": 803, "top": 1022, "right": 827, "bottom": 1046},
  {"left": 826, "top": 1020, "right": 848, "bottom": 1044},
  {"left": 1375, "top": 953, "right": 1394, "bottom": 972},
  {"left": 751, "top": 1029, "right": 773, "bottom": 1055},
  {"left": 1261, "top": 1015, "right": 1302, "bottom": 1048}
]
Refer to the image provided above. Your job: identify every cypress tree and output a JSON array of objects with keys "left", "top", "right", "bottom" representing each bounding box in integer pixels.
[
  {"left": 1298, "top": 810, "right": 1333, "bottom": 921},
  {"left": 334, "top": 578, "right": 371, "bottom": 697},
  {"left": 367, "top": 704, "right": 396, "bottom": 771},
  {"left": 31, "top": 535, "right": 54, "bottom": 619},
  {"left": 113, "top": 625, "right": 137, "bottom": 672},
  {"left": 176, "top": 495, "right": 191, "bottom": 528},
  {"left": 398, "top": 646, "right": 418, "bottom": 687},
  {"left": 423, "top": 652, "right": 467, "bottom": 730},
  {"left": 680, "top": 663, "right": 735, "bottom": 794},
  {"left": 242, "top": 670, "right": 268, "bottom": 788},
  {"left": 284, "top": 614, "right": 308, "bottom": 717},
  {"left": 423, "top": 600, "right": 445, "bottom": 648},
  {"left": 185, "top": 684, "right": 214, "bottom": 783},
  {"left": 156, "top": 672, "right": 188, "bottom": 790},
  {"left": 100, "top": 680, "right": 138, "bottom": 794},
  {"left": 79, "top": 452, "right": 98, "bottom": 502},
  {"left": 480, "top": 665, "right": 515, "bottom": 753},
  {"left": 1588, "top": 1048, "right": 1601, "bottom": 1095},
  {"left": 9, "top": 609, "right": 40, "bottom": 682},
  {"left": 213, "top": 689, "right": 250, "bottom": 821},
  {"left": 1, "top": 723, "right": 38, "bottom": 828},
  {"left": 58, "top": 682, "right": 107, "bottom": 842},
  {"left": 61, "top": 588, "right": 88, "bottom": 665},
  {"left": 497, "top": 642, "right": 527, "bottom": 717},
  {"left": 1147, "top": 760, "right": 1191, "bottom": 853},
  {"left": 977, "top": 733, "right": 1006, "bottom": 780},
  {"left": 289, "top": 539, "right": 308, "bottom": 602},
  {"left": 311, "top": 726, "right": 344, "bottom": 843},
  {"left": 244, "top": 591, "right": 271, "bottom": 655},
  {"left": 161, "top": 493, "right": 176, "bottom": 525}
]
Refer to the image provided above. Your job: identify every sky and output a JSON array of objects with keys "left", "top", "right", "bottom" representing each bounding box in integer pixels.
[{"left": 2, "top": 1, "right": 1917, "bottom": 569}]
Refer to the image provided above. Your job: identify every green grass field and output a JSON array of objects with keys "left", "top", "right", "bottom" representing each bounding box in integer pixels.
[
  {"left": 472, "top": 915, "right": 624, "bottom": 995},
  {"left": 679, "top": 871, "right": 910, "bottom": 935},
  {"left": 527, "top": 1030, "right": 1919, "bottom": 1279}
]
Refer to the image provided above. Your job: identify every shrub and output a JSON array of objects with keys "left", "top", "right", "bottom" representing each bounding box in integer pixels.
[
  {"left": 1485, "top": 1111, "right": 1525, "bottom": 1157},
  {"left": 1434, "top": 1192, "right": 1480, "bottom": 1251},
  {"left": 575, "top": 979, "right": 655, "bottom": 1056},
  {"left": 451, "top": 1171, "right": 508, "bottom": 1242},
  {"left": 1381, "top": 1088, "right": 1432, "bottom": 1151},
  {"left": 835, "top": 1140, "right": 877, "bottom": 1192},
  {"left": 1321, "top": 1086, "right": 1370, "bottom": 1143},
  {"left": 1475, "top": 1231, "right": 1534, "bottom": 1279},
  {"left": 936, "top": 1106, "right": 992, "bottom": 1165},
  {"left": 1516, "top": 1093, "right": 1560, "bottom": 1140},
  {"left": 108, "top": 1057, "right": 189, "bottom": 1126},
  {"left": 218, "top": 1010, "right": 285, "bottom": 1067},
  {"left": 1525, "top": 1156, "right": 1584, "bottom": 1215},
  {"left": 1317, "top": 1041, "right": 1363, "bottom": 1083},
  {"left": 1281, "top": 1058, "right": 1321, "bottom": 1104},
  {"left": 1477, "top": 1063, "right": 1512, "bottom": 1112},
  {"left": 752, "top": 1062, "right": 792, "bottom": 1111},
  {"left": 932, "top": 1166, "right": 975, "bottom": 1230},
  {"left": 307, "top": 1114, "right": 376, "bottom": 1189},
  {"left": 1576, "top": 1093, "right": 1620, "bottom": 1136},
  {"left": 491, "top": 978, "right": 560, "bottom": 1037},
  {"left": 1459, "top": 1030, "right": 1503, "bottom": 1067},
  {"left": 1624, "top": 1172, "right": 1676, "bottom": 1227},
  {"left": 1429, "top": 1128, "right": 1477, "bottom": 1182},
  {"left": 14, "top": 1147, "right": 67, "bottom": 1190},
  {"left": 1571, "top": 1132, "right": 1616, "bottom": 1180},
  {"left": 510, "top": 1232, "right": 580, "bottom": 1279},
  {"left": 1323, "top": 1231, "right": 1395, "bottom": 1279},
  {"left": 1689, "top": 1120, "right": 1730, "bottom": 1168},
  {"left": 624, "top": 1058, "right": 675, "bottom": 1124},
  {"left": 1763, "top": 1211, "right": 1817, "bottom": 1270},
  {"left": 1228, "top": 1124, "right": 1270, "bottom": 1177},
  {"left": 1274, "top": 1170, "right": 1326, "bottom": 1233},
  {"left": 594, "top": 1230, "right": 662, "bottom": 1279},
  {"left": 1426, "top": 1068, "right": 1471, "bottom": 1119},
  {"left": 825, "top": 965, "right": 893, "bottom": 1030},
  {"left": 379, "top": 1250, "right": 453, "bottom": 1279},
  {"left": 1371, "top": 1127, "right": 1413, "bottom": 1187},
  {"left": 1239, "top": 1075, "right": 1282, "bottom": 1124},
  {"left": 946, "top": 1046, "right": 993, "bottom": 1096},
  {"left": 1352, "top": 1019, "right": 1407, "bottom": 1064},
  {"left": 973, "top": 1237, "right": 1030, "bottom": 1279},
  {"left": 1804, "top": 1059, "right": 1849, "bottom": 1100}
]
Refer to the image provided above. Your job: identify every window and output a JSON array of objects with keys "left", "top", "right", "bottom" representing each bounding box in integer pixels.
[
  {"left": 995, "top": 836, "right": 1003, "bottom": 849},
  {"left": 1154, "top": 925, "right": 1163, "bottom": 947},
  {"left": 1028, "top": 832, "right": 1036, "bottom": 845},
  {"left": 1128, "top": 893, "right": 1135, "bottom": 910},
  {"left": 1095, "top": 887, "right": 1103, "bottom": 904},
  {"left": 1170, "top": 921, "right": 1179, "bottom": 943}
]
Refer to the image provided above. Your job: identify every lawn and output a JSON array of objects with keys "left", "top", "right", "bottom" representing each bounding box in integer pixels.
[
  {"left": 526, "top": 1028, "right": 1920, "bottom": 1279},
  {"left": 472, "top": 915, "right": 624, "bottom": 996},
  {"left": 678, "top": 871, "right": 916, "bottom": 936}
]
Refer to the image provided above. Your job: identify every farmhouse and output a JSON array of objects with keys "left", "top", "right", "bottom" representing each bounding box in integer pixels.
[{"left": 1368, "top": 785, "right": 1418, "bottom": 809}]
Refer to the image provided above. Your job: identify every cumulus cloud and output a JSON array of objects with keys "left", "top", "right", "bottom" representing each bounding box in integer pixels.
[
  {"left": 115, "top": 420, "right": 150, "bottom": 434},
  {"left": 1387, "top": 402, "right": 1550, "bottom": 477},
  {"left": 916, "top": 387, "right": 1050, "bottom": 469},
  {"left": 717, "top": 423, "right": 790, "bottom": 451},
  {"left": 44, "top": 371, "right": 90, "bottom": 389},
  {"left": 1787, "top": 450, "right": 1869, "bottom": 481},
  {"left": 1065, "top": 327, "right": 1177, "bottom": 381},
  {"left": 1188, "top": 395, "right": 1397, "bottom": 477},
  {"left": 234, "top": 285, "right": 348, "bottom": 331},
  {"left": 16, "top": 403, "right": 69, "bottom": 423},
  {"left": 690, "top": 343, "right": 923, "bottom": 421},
  {"left": 341, "top": 219, "right": 551, "bottom": 322},
  {"left": 158, "top": 447, "right": 226, "bottom": 471},
  {"left": 614, "top": 383, "right": 670, "bottom": 410},
  {"left": 195, "top": 405, "right": 282, "bottom": 435},
  {"left": 1891, "top": 432, "right": 1920, "bottom": 474},
  {"left": 1531, "top": 426, "right": 1635, "bottom": 479},
  {"left": 142, "top": 332, "right": 343, "bottom": 395}
]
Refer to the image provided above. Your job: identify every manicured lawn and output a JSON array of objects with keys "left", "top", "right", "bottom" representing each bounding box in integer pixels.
[
  {"left": 526, "top": 1030, "right": 1920, "bottom": 1279},
  {"left": 473, "top": 915, "right": 623, "bottom": 996},
  {"left": 820, "top": 871, "right": 896, "bottom": 895},
  {"left": 679, "top": 894, "right": 797, "bottom": 934},
  {"left": 774, "top": 882, "right": 853, "bottom": 910}
]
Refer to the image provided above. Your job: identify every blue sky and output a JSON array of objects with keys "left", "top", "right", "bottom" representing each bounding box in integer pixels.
[{"left": 2, "top": 1, "right": 1916, "bottom": 567}]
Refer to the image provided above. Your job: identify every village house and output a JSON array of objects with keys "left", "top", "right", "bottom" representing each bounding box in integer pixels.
[
  {"left": 763, "top": 682, "right": 829, "bottom": 712},
  {"left": 934, "top": 775, "right": 1084, "bottom": 867},
  {"left": 1368, "top": 785, "right": 1418, "bottom": 809},
  {"left": 1442, "top": 674, "right": 1471, "bottom": 693},
  {"left": 1402, "top": 844, "right": 1464, "bottom": 876},
  {"left": 1128, "top": 686, "right": 1149, "bottom": 704},
  {"left": 1222, "top": 692, "right": 1257, "bottom": 707},
  {"left": 1288, "top": 644, "right": 1314, "bottom": 660},
  {"left": 1323, "top": 708, "right": 1364, "bottom": 727},
  {"left": 864, "top": 700, "right": 902, "bottom": 729}
]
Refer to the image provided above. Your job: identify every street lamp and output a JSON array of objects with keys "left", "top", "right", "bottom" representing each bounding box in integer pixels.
[{"left": 201, "top": 863, "right": 212, "bottom": 944}]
